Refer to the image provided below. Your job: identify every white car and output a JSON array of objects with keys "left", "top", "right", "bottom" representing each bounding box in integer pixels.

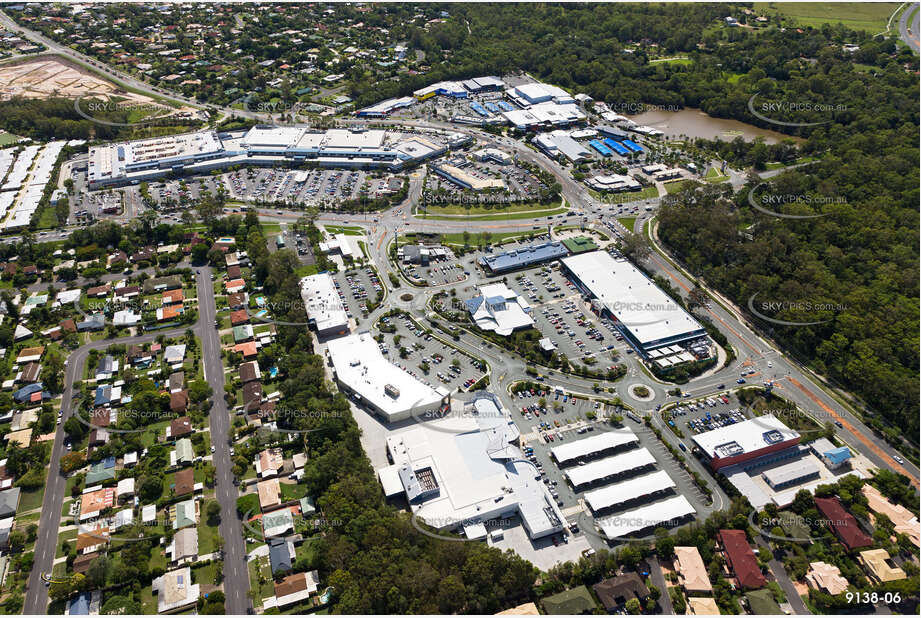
[{"left": 210, "top": 446, "right": 215, "bottom": 453}]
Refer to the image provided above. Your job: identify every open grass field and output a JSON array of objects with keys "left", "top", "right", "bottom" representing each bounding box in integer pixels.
[
  {"left": 664, "top": 179, "right": 696, "bottom": 194},
  {"left": 704, "top": 167, "right": 730, "bottom": 183},
  {"left": 0, "top": 131, "right": 21, "bottom": 146},
  {"left": 323, "top": 224, "right": 364, "bottom": 235},
  {"left": 754, "top": 3, "right": 901, "bottom": 33},
  {"left": 418, "top": 206, "right": 566, "bottom": 221},
  {"left": 417, "top": 199, "right": 562, "bottom": 217}
]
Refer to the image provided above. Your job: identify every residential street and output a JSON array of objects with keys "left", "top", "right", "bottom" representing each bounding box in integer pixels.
[
  {"left": 24, "top": 326, "right": 193, "bottom": 614},
  {"left": 195, "top": 267, "right": 251, "bottom": 614}
]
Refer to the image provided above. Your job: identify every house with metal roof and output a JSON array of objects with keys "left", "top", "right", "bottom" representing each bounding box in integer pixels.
[{"left": 269, "top": 537, "right": 295, "bottom": 574}]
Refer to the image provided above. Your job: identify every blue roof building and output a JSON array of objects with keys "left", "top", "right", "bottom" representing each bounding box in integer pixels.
[
  {"left": 269, "top": 538, "right": 293, "bottom": 574},
  {"left": 13, "top": 382, "right": 44, "bottom": 403},
  {"left": 823, "top": 446, "right": 852, "bottom": 468},
  {"left": 478, "top": 241, "right": 568, "bottom": 274},
  {"left": 68, "top": 592, "right": 91, "bottom": 615},
  {"left": 94, "top": 384, "right": 112, "bottom": 407}
]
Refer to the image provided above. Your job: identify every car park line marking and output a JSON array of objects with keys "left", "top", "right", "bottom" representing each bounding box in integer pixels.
[{"left": 786, "top": 375, "right": 917, "bottom": 488}]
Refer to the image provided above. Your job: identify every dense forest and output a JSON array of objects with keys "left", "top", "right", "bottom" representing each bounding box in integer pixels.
[
  {"left": 353, "top": 3, "right": 919, "bottom": 439},
  {"left": 658, "top": 174, "right": 918, "bottom": 442}
]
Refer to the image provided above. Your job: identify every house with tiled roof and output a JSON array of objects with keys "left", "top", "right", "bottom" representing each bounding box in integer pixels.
[{"left": 718, "top": 529, "right": 765, "bottom": 590}]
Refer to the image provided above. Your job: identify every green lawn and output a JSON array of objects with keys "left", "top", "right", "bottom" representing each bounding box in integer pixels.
[
  {"left": 418, "top": 199, "right": 562, "bottom": 216},
  {"left": 324, "top": 224, "right": 364, "bottom": 235},
  {"left": 260, "top": 223, "right": 282, "bottom": 234},
  {"left": 725, "top": 72, "right": 745, "bottom": 84},
  {"left": 199, "top": 521, "right": 222, "bottom": 554},
  {"left": 754, "top": 2, "right": 900, "bottom": 32},
  {"left": 664, "top": 179, "right": 696, "bottom": 194},
  {"left": 18, "top": 486, "right": 45, "bottom": 511},
  {"left": 249, "top": 556, "right": 275, "bottom": 602},
  {"left": 617, "top": 217, "right": 637, "bottom": 230},
  {"left": 192, "top": 561, "right": 221, "bottom": 586},
  {"left": 0, "top": 131, "right": 22, "bottom": 146},
  {"left": 35, "top": 205, "right": 60, "bottom": 229},
  {"left": 56, "top": 529, "right": 78, "bottom": 559},
  {"left": 418, "top": 206, "right": 567, "bottom": 221},
  {"left": 295, "top": 264, "right": 319, "bottom": 277},
  {"left": 294, "top": 538, "right": 320, "bottom": 569},
  {"left": 704, "top": 167, "right": 730, "bottom": 183},
  {"left": 141, "top": 586, "right": 158, "bottom": 614},
  {"left": 280, "top": 482, "right": 309, "bottom": 502}
]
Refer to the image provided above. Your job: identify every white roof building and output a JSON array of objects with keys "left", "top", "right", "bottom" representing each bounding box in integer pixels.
[
  {"left": 583, "top": 470, "right": 676, "bottom": 513},
  {"left": 466, "top": 283, "right": 534, "bottom": 336},
  {"left": 152, "top": 567, "right": 200, "bottom": 614},
  {"left": 550, "top": 430, "right": 638, "bottom": 466},
  {"left": 327, "top": 332, "right": 447, "bottom": 422},
  {"left": 597, "top": 495, "right": 696, "bottom": 539},
  {"left": 300, "top": 273, "right": 349, "bottom": 338},
  {"left": 691, "top": 414, "right": 800, "bottom": 463},
  {"left": 564, "top": 448, "right": 656, "bottom": 488},
  {"left": 377, "top": 394, "right": 565, "bottom": 539},
  {"left": 561, "top": 251, "right": 706, "bottom": 353},
  {"left": 508, "top": 82, "right": 575, "bottom": 106}
]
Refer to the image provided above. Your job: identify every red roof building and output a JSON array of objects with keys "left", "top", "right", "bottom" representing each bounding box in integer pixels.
[
  {"left": 814, "top": 497, "right": 873, "bottom": 551},
  {"left": 718, "top": 529, "right": 766, "bottom": 590}
]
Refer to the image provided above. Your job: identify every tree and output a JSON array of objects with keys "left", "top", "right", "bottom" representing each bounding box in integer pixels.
[
  {"left": 189, "top": 380, "right": 213, "bottom": 404},
  {"left": 205, "top": 500, "right": 221, "bottom": 526},
  {"left": 619, "top": 231, "right": 650, "bottom": 263},
  {"left": 60, "top": 452, "right": 86, "bottom": 474},
  {"left": 191, "top": 242, "right": 210, "bottom": 264},
  {"left": 625, "top": 597, "right": 642, "bottom": 615},
  {"left": 687, "top": 285, "right": 710, "bottom": 310}
]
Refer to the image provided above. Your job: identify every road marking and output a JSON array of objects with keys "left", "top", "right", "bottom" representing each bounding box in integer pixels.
[
  {"left": 647, "top": 252, "right": 761, "bottom": 357},
  {"left": 786, "top": 376, "right": 917, "bottom": 488}
]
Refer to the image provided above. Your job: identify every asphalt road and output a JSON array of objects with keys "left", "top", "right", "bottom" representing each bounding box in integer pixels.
[
  {"left": 754, "top": 537, "right": 809, "bottom": 615},
  {"left": 899, "top": 3, "right": 920, "bottom": 53},
  {"left": 24, "top": 326, "right": 192, "bottom": 614},
  {"left": 195, "top": 267, "right": 250, "bottom": 614}
]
